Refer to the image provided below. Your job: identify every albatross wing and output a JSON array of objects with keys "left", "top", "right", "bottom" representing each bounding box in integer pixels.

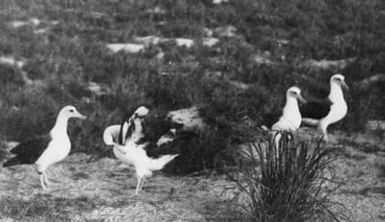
[
  {"left": 4, "top": 135, "right": 51, "bottom": 166},
  {"left": 300, "top": 98, "right": 333, "bottom": 119}
]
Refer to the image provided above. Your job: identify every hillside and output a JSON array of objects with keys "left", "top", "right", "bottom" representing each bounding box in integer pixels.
[
  {"left": 0, "top": 0, "right": 384, "bottom": 154},
  {"left": 0, "top": 0, "right": 385, "bottom": 221}
]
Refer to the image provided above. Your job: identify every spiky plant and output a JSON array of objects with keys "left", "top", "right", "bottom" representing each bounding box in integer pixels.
[{"left": 232, "top": 132, "right": 342, "bottom": 222}]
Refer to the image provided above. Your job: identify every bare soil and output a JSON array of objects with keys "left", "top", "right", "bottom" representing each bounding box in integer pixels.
[
  {"left": 0, "top": 130, "right": 384, "bottom": 221},
  {"left": 0, "top": 153, "right": 241, "bottom": 222}
]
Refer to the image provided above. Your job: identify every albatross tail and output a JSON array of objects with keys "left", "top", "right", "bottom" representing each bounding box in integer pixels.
[
  {"left": 149, "top": 154, "right": 179, "bottom": 171},
  {"left": 301, "top": 118, "right": 320, "bottom": 126}
]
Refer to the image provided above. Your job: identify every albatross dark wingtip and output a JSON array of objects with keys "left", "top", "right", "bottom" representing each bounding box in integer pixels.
[{"left": 3, "top": 157, "right": 22, "bottom": 167}]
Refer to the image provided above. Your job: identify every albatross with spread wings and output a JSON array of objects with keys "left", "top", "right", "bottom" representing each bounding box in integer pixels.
[{"left": 103, "top": 106, "right": 179, "bottom": 196}]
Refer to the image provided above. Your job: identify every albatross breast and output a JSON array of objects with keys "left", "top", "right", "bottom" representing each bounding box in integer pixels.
[{"left": 35, "top": 134, "right": 71, "bottom": 172}]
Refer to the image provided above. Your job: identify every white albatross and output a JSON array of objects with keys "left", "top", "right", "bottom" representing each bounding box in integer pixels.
[
  {"left": 300, "top": 74, "right": 349, "bottom": 142},
  {"left": 260, "top": 86, "right": 306, "bottom": 147},
  {"left": 3, "top": 105, "right": 87, "bottom": 190},
  {"left": 271, "top": 86, "right": 307, "bottom": 132},
  {"left": 103, "top": 106, "right": 179, "bottom": 196}
]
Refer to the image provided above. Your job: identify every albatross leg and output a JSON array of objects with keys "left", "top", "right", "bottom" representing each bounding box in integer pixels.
[
  {"left": 134, "top": 176, "right": 142, "bottom": 196},
  {"left": 43, "top": 171, "right": 50, "bottom": 187},
  {"left": 39, "top": 173, "right": 47, "bottom": 190},
  {"left": 319, "top": 122, "right": 329, "bottom": 142},
  {"left": 322, "top": 131, "right": 329, "bottom": 142},
  {"left": 138, "top": 177, "right": 145, "bottom": 193},
  {"left": 36, "top": 166, "right": 48, "bottom": 190}
]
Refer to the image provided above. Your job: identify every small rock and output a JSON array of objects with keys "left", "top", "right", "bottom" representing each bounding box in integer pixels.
[
  {"left": 29, "top": 18, "right": 40, "bottom": 26},
  {"left": 34, "top": 28, "right": 49, "bottom": 34},
  {"left": 299, "top": 57, "right": 357, "bottom": 72},
  {"left": 253, "top": 53, "right": 275, "bottom": 65},
  {"left": 175, "top": 38, "right": 194, "bottom": 48},
  {"left": 89, "top": 12, "right": 105, "bottom": 19},
  {"left": 213, "top": 0, "right": 229, "bottom": 4},
  {"left": 214, "top": 25, "right": 237, "bottom": 38},
  {"left": 0, "top": 56, "right": 26, "bottom": 69},
  {"left": 9, "top": 18, "right": 41, "bottom": 28},
  {"left": 146, "top": 6, "right": 166, "bottom": 15},
  {"left": 202, "top": 37, "right": 219, "bottom": 47},
  {"left": 366, "top": 120, "right": 385, "bottom": 132},
  {"left": 87, "top": 82, "right": 110, "bottom": 96},
  {"left": 155, "top": 50, "right": 165, "bottom": 60},
  {"left": 227, "top": 79, "right": 252, "bottom": 90},
  {"left": 157, "top": 21, "right": 167, "bottom": 26},
  {"left": 9, "top": 21, "right": 29, "bottom": 28},
  {"left": 133, "top": 35, "right": 163, "bottom": 46},
  {"left": 50, "top": 20, "right": 60, "bottom": 25},
  {"left": 203, "top": 27, "right": 214, "bottom": 37},
  {"left": 277, "top": 39, "right": 289, "bottom": 47},
  {"left": 106, "top": 43, "right": 145, "bottom": 53}
]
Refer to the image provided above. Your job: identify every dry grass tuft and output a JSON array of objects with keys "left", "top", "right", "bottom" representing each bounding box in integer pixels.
[{"left": 230, "top": 133, "right": 344, "bottom": 221}]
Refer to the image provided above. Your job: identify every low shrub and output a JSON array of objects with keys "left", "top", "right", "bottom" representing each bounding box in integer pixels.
[{"left": 230, "top": 132, "right": 343, "bottom": 221}]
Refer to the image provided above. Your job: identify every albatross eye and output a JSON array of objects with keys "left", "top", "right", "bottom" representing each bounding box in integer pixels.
[{"left": 69, "top": 109, "right": 74, "bottom": 113}]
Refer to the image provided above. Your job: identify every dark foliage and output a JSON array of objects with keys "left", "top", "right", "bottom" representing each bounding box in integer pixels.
[{"left": 0, "top": 0, "right": 384, "bottom": 170}]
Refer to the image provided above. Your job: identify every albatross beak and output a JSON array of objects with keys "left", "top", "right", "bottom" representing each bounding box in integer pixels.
[
  {"left": 113, "top": 144, "right": 127, "bottom": 155},
  {"left": 75, "top": 111, "right": 87, "bottom": 120},
  {"left": 298, "top": 94, "right": 307, "bottom": 104},
  {"left": 119, "top": 114, "right": 137, "bottom": 145},
  {"left": 341, "top": 80, "right": 349, "bottom": 90}
]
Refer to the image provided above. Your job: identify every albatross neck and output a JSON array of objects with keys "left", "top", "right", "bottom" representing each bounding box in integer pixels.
[
  {"left": 128, "top": 118, "right": 145, "bottom": 142},
  {"left": 50, "top": 114, "right": 69, "bottom": 138},
  {"left": 283, "top": 96, "right": 300, "bottom": 117},
  {"left": 328, "top": 82, "right": 345, "bottom": 103}
]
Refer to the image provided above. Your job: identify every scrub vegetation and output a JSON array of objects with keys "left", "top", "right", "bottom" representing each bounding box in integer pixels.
[{"left": 0, "top": 0, "right": 384, "bottom": 221}]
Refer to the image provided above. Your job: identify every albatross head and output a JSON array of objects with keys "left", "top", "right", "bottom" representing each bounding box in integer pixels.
[
  {"left": 287, "top": 86, "right": 306, "bottom": 103},
  {"left": 134, "top": 106, "right": 150, "bottom": 118},
  {"left": 119, "top": 106, "right": 149, "bottom": 145},
  {"left": 59, "top": 105, "right": 87, "bottom": 120},
  {"left": 330, "top": 74, "right": 349, "bottom": 90},
  {"left": 123, "top": 106, "right": 150, "bottom": 123}
]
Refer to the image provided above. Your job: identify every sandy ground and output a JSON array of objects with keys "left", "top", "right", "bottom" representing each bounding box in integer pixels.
[
  {"left": 0, "top": 130, "right": 384, "bottom": 221},
  {"left": 0, "top": 153, "right": 242, "bottom": 222}
]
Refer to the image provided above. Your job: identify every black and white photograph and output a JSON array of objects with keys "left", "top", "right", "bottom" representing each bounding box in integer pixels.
[{"left": 0, "top": 0, "right": 384, "bottom": 221}]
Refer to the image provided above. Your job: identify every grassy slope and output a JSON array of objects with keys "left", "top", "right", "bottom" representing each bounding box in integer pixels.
[
  {"left": 0, "top": 0, "right": 385, "bottom": 220},
  {"left": 0, "top": 0, "right": 384, "bottom": 155}
]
